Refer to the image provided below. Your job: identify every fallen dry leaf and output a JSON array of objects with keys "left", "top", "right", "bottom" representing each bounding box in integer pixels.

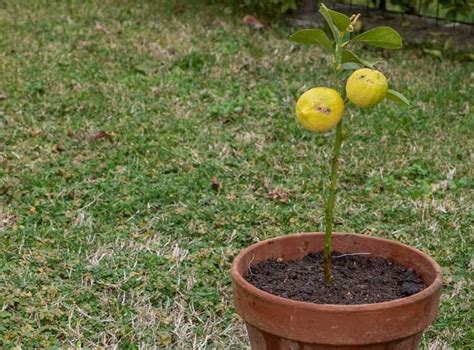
[
  {"left": 54, "top": 144, "right": 66, "bottom": 152},
  {"left": 211, "top": 176, "right": 220, "bottom": 191},
  {"left": 94, "top": 22, "right": 107, "bottom": 33},
  {"left": 265, "top": 189, "right": 289, "bottom": 203},
  {"left": 29, "top": 128, "right": 41, "bottom": 137},
  {"left": 0, "top": 211, "right": 16, "bottom": 230},
  {"left": 90, "top": 131, "right": 111, "bottom": 141},
  {"left": 242, "top": 15, "right": 264, "bottom": 30}
]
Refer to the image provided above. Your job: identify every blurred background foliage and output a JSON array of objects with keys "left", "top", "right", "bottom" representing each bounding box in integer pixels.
[{"left": 216, "top": 0, "right": 473, "bottom": 23}]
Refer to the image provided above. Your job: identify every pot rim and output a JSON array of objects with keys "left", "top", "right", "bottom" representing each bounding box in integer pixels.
[{"left": 231, "top": 232, "right": 443, "bottom": 312}]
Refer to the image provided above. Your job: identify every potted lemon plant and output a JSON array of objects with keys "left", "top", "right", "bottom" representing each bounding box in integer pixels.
[{"left": 231, "top": 3, "right": 442, "bottom": 349}]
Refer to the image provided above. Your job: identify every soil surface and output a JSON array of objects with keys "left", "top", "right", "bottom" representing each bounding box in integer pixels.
[{"left": 245, "top": 251, "right": 426, "bottom": 305}]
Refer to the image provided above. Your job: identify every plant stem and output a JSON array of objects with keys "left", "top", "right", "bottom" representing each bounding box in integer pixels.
[
  {"left": 323, "top": 25, "right": 345, "bottom": 286},
  {"left": 323, "top": 119, "right": 343, "bottom": 285}
]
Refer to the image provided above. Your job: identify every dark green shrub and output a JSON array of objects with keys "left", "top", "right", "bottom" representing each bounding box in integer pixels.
[
  {"left": 438, "top": 0, "right": 473, "bottom": 21},
  {"left": 214, "top": 0, "right": 301, "bottom": 15}
]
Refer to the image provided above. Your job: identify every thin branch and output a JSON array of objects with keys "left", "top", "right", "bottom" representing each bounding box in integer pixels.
[{"left": 333, "top": 252, "right": 372, "bottom": 259}]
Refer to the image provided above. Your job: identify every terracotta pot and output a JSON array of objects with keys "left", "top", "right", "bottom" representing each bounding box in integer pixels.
[{"left": 231, "top": 233, "right": 442, "bottom": 349}]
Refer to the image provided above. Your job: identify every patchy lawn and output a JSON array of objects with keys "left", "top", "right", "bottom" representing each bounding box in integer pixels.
[{"left": 0, "top": 1, "right": 472, "bottom": 348}]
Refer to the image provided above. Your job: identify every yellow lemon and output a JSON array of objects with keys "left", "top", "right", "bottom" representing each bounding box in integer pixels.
[
  {"left": 346, "top": 68, "right": 388, "bottom": 108},
  {"left": 295, "top": 87, "right": 344, "bottom": 132}
]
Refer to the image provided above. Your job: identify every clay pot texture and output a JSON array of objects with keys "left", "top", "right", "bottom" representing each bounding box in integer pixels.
[{"left": 231, "top": 233, "right": 442, "bottom": 349}]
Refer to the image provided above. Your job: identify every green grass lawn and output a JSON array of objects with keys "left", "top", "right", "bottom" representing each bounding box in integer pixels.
[{"left": 0, "top": 1, "right": 472, "bottom": 348}]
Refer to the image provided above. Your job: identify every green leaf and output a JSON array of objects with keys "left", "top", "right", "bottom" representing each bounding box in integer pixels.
[
  {"left": 386, "top": 89, "right": 410, "bottom": 106},
  {"left": 341, "top": 49, "right": 376, "bottom": 68},
  {"left": 328, "top": 9, "right": 350, "bottom": 32},
  {"left": 422, "top": 48, "right": 442, "bottom": 59},
  {"left": 341, "top": 62, "right": 361, "bottom": 71},
  {"left": 289, "top": 29, "right": 332, "bottom": 51},
  {"left": 352, "top": 26, "right": 403, "bottom": 49},
  {"left": 319, "top": 3, "right": 339, "bottom": 41},
  {"left": 341, "top": 31, "right": 350, "bottom": 42}
]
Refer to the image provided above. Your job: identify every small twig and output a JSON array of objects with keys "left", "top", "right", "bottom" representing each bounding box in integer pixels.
[
  {"left": 333, "top": 252, "right": 371, "bottom": 259},
  {"left": 246, "top": 254, "right": 256, "bottom": 275}
]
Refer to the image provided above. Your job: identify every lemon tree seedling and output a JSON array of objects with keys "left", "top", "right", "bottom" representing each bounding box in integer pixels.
[{"left": 290, "top": 3, "right": 409, "bottom": 285}]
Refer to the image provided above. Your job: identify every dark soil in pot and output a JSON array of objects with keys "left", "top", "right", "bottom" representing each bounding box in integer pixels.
[{"left": 245, "top": 251, "right": 426, "bottom": 305}]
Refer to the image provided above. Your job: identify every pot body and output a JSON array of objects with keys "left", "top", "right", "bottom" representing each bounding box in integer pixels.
[{"left": 231, "top": 233, "right": 442, "bottom": 349}]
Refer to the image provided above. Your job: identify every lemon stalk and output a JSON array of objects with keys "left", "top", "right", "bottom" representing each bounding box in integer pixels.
[{"left": 323, "top": 32, "right": 345, "bottom": 286}]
